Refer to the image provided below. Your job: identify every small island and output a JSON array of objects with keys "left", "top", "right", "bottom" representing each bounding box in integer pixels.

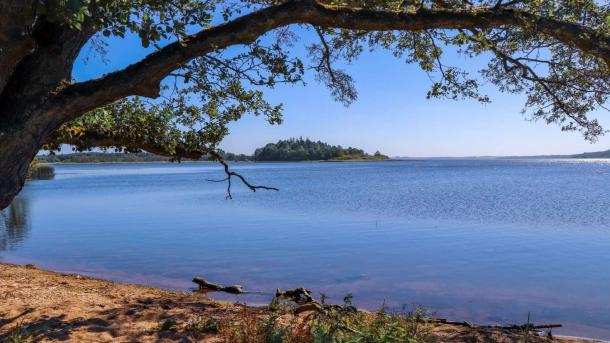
[{"left": 253, "top": 138, "right": 388, "bottom": 162}]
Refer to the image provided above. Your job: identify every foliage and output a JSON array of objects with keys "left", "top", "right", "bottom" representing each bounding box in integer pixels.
[
  {"left": 26, "top": 162, "right": 55, "bottom": 180},
  {"left": 22, "top": 0, "right": 610, "bottom": 161},
  {"left": 5, "top": 322, "right": 33, "bottom": 343},
  {"left": 218, "top": 304, "right": 432, "bottom": 343},
  {"left": 217, "top": 150, "right": 256, "bottom": 162},
  {"left": 218, "top": 308, "right": 312, "bottom": 343},
  {"left": 37, "top": 138, "right": 388, "bottom": 163},
  {"left": 309, "top": 0, "right": 610, "bottom": 140},
  {"left": 254, "top": 138, "right": 389, "bottom": 161},
  {"left": 36, "top": 152, "right": 170, "bottom": 163},
  {"left": 159, "top": 319, "right": 177, "bottom": 331},
  {"left": 2, "top": 0, "right": 610, "bottom": 209},
  {"left": 311, "top": 307, "right": 432, "bottom": 343},
  {"left": 30, "top": 0, "right": 217, "bottom": 43},
  {"left": 186, "top": 316, "right": 220, "bottom": 334},
  {"left": 269, "top": 297, "right": 284, "bottom": 311}
]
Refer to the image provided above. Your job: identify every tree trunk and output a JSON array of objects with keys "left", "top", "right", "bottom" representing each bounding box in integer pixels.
[
  {"left": 0, "top": 19, "right": 90, "bottom": 211},
  {"left": 0, "top": 114, "right": 49, "bottom": 210},
  {"left": 0, "top": 145, "right": 37, "bottom": 210}
]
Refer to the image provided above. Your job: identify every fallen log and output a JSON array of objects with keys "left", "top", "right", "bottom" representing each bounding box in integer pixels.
[
  {"left": 531, "top": 324, "right": 562, "bottom": 329},
  {"left": 495, "top": 323, "right": 562, "bottom": 330},
  {"left": 221, "top": 284, "right": 244, "bottom": 294},
  {"left": 192, "top": 277, "right": 223, "bottom": 291},
  {"left": 275, "top": 287, "right": 314, "bottom": 305},
  {"left": 190, "top": 280, "right": 561, "bottom": 331},
  {"left": 295, "top": 302, "right": 324, "bottom": 314},
  {"left": 192, "top": 277, "right": 245, "bottom": 294},
  {"left": 425, "top": 317, "right": 561, "bottom": 330}
]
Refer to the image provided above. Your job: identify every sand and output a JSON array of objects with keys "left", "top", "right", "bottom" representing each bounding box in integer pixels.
[{"left": 0, "top": 263, "right": 604, "bottom": 343}]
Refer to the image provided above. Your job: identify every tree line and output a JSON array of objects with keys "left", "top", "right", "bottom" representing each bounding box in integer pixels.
[
  {"left": 35, "top": 139, "right": 388, "bottom": 163},
  {"left": 36, "top": 152, "right": 170, "bottom": 163}
]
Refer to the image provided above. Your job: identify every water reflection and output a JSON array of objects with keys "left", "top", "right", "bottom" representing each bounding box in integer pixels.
[{"left": 0, "top": 196, "right": 29, "bottom": 251}]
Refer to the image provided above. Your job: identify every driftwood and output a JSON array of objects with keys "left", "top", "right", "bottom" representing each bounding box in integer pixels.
[
  {"left": 192, "top": 277, "right": 223, "bottom": 291},
  {"left": 426, "top": 317, "right": 561, "bottom": 330},
  {"left": 191, "top": 279, "right": 561, "bottom": 332},
  {"left": 295, "top": 302, "right": 324, "bottom": 314},
  {"left": 192, "top": 277, "right": 244, "bottom": 294},
  {"left": 275, "top": 287, "right": 314, "bottom": 305},
  {"left": 496, "top": 323, "right": 562, "bottom": 330},
  {"left": 221, "top": 285, "right": 244, "bottom": 294}
]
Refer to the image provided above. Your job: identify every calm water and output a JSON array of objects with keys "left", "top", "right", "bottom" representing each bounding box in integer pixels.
[{"left": 2, "top": 160, "right": 610, "bottom": 339}]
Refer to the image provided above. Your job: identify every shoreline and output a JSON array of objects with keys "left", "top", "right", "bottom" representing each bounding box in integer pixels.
[
  {"left": 37, "top": 158, "right": 610, "bottom": 167},
  {"left": 0, "top": 262, "right": 605, "bottom": 343},
  {"left": 42, "top": 158, "right": 393, "bottom": 165}
]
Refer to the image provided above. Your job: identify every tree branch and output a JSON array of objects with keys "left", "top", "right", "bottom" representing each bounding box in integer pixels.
[
  {"left": 47, "top": 129, "right": 278, "bottom": 199},
  {"left": 314, "top": 27, "right": 336, "bottom": 83},
  {"left": 45, "top": 1, "right": 610, "bottom": 125},
  {"left": 0, "top": 0, "right": 36, "bottom": 95},
  {"left": 462, "top": 28, "right": 596, "bottom": 131},
  {"left": 208, "top": 151, "right": 278, "bottom": 200},
  {"left": 46, "top": 128, "right": 205, "bottom": 160}
]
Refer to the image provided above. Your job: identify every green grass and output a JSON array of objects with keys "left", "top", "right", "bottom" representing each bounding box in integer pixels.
[
  {"left": 309, "top": 306, "right": 431, "bottom": 343},
  {"left": 26, "top": 162, "right": 55, "bottom": 180},
  {"left": 159, "top": 319, "right": 177, "bottom": 331},
  {"left": 6, "top": 322, "right": 32, "bottom": 343},
  {"left": 186, "top": 316, "right": 219, "bottom": 334},
  {"left": 218, "top": 301, "right": 432, "bottom": 343}
]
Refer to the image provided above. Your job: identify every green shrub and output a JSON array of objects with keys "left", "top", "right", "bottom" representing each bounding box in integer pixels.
[
  {"left": 159, "top": 319, "right": 177, "bottom": 331},
  {"left": 186, "top": 316, "right": 219, "bottom": 334},
  {"left": 27, "top": 162, "right": 55, "bottom": 180},
  {"left": 219, "top": 302, "right": 431, "bottom": 343}
]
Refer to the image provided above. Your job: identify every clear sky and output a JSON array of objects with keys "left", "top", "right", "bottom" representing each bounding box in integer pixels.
[{"left": 72, "top": 27, "right": 610, "bottom": 158}]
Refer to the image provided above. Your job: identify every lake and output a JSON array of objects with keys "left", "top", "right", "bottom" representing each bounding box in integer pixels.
[{"left": 1, "top": 159, "right": 610, "bottom": 339}]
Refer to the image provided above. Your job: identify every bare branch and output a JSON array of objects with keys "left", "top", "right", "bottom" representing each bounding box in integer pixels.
[
  {"left": 208, "top": 151, "right": 278, "bottom": 200},
  {"left": 314, "top": 27, "right": 336, "bottom": 83},
  {"left": 462, "top": 28, "right": 605, "bottom": 138},
  {"left": 474, "top": 35, "right": 569, "bottom": 115},
  {"left": 47, "top": 128, "right": 278, "bottom": 199}
]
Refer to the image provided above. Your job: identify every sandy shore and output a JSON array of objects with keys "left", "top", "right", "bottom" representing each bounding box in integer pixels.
[{"left": 0, "top": 262, "right": 605, "bottom": 342}]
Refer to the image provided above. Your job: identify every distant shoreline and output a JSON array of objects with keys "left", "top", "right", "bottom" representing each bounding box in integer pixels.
[
  {"left": 36, "top": 152, "right": 610, "bottom": 167},
  {"left": 40, "top": 157, "right": 610, "bottom": 165},
  {"left": 38, "top": 157, "right": 396, "bottom": 165}
]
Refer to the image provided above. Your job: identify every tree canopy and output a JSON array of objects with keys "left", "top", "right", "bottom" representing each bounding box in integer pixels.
[{"left": 1, "top": 0, "right": 610, "bottom": 208}]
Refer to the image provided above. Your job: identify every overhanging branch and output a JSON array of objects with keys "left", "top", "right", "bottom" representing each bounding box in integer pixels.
[
  {"left": 47, "top": 129, "right": 278, "bottom": 199},
  {"left": 45, "top": 0, "right": 610, "bottom": 125},
  {"left": 46, "top": 127, "right": 206, "bottom": 160},
  {"left": 207, "top": 151, "right": 279, "bottom": 200},
  {"left": 462, "top": 28, "right": 602, "bottom": 136}
]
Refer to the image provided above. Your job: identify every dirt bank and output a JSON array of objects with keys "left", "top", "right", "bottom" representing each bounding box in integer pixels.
[{"left": 0, "top": 263, "right": 604, "bottom": 342}]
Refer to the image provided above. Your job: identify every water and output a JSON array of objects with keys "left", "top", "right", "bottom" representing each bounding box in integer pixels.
[{"left": 1, "top": 159, "right": 610, "bottom": 339}]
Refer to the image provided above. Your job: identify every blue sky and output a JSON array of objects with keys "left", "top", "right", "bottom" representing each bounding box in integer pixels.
[{"left": 72, "top": 27, "right": 610, "bottom": 158}]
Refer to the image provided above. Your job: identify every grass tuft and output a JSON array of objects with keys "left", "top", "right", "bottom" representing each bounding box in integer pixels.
[
  {"left": 186, "top": 315, "right": 219, "bottom": 334},
  {"left": 6, "top": 322, "right": 32, "bottom": 343},
  {"left": 159, "top": 318, "right": 177, "bottom": 332},
  {"left": 218, "top": 299, "right": 432, "bottom": 343}
]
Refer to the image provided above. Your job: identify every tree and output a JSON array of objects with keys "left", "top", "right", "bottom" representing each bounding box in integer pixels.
[{"left": 1, "top": 0, "right": 609, "bottom": 209}]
